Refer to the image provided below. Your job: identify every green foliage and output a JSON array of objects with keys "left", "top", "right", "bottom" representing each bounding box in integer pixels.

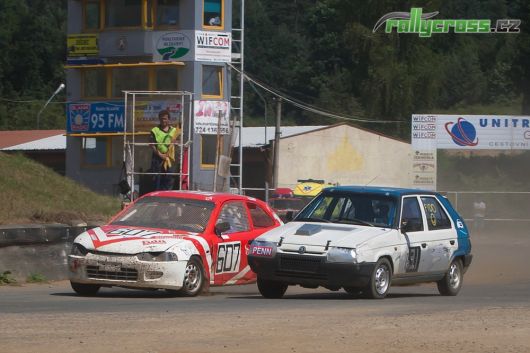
[
  {"left": 0, "top": 152, "right": 121, "bottom": 224},
  {"left": 0, "top": 271, "right": 17, "bottom": 285},
  {"left": 244, "top": 0, "right": 529, "bottom": 139},
  {"left": 0, "top": 0, "right": 66, "bottom": 130},
  {"left": 26, "top": 273, "right": 47, "bottom": 283}
]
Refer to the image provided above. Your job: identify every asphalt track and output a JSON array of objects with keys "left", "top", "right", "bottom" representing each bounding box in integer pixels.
[{"left": 1, "top": 228, "right": 529, "bottom": 353}]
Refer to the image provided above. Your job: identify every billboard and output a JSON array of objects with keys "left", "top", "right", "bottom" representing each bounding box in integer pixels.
[
  {"left": 193, "top": 100, "right": 230, "bottom": 135},
  {"left": 412, "top": 115, "right": 530, "bottom": 150},
  {"left": 67, "top": 102, "right": 124, "bottom": 133}
]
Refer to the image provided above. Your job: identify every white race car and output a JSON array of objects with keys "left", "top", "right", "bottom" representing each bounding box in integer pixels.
[
  {"left": 68, "top": 191, "right": 282, "bottom": 296},
  {"left": 248, "top": 186, "right": 473, "bottom": 299}
]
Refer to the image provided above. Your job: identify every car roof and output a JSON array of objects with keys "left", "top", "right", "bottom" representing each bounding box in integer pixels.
[
  {"left": 323, "top": 185, "right": 440, "bottom": 198},
  {"left": 140, "top": 190, "right": 260, "bottom": 203}
]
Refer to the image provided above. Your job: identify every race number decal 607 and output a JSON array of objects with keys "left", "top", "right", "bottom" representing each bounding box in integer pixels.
[{"left": 216, "top": 242, "right": 241, "bottom": 274}]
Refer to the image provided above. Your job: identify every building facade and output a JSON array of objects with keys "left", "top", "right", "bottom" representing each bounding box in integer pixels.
[{"left": 65, "top": 0, "right": 233, "bottom": 195}]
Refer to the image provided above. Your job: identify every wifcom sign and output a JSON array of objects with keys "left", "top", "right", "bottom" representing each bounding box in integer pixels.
[{"left": 67, "top": 102, "right": 125, "bottom": 133}]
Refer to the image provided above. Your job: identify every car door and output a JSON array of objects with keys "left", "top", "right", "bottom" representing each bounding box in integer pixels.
[
  {"left": 418, "top": 195, "right": 457, "bottom": 273},
  {"left": 213, "top": 200, "right": 253, "bottom": 284}
]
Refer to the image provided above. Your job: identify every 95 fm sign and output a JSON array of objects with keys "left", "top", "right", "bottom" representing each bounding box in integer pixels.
[{"left": 67, "top": 102, "right": 125, "bottom": 133}]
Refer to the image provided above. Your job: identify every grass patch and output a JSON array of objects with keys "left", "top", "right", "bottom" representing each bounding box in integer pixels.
[
  {"left": 0, "top": 152, "right": 121, "bottom": 225},
  {"left": 0, "top": 271, "right": 17, "bottom": 285},
  {"left": 26, "top": 273, "right": 47, "bottom": 283}
]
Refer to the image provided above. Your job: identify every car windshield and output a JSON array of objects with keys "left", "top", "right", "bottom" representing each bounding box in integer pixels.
[
  {"left": 294, "top": 193, "right": 397, "bottom": 228},
  {"left": 111, "top": 196, "right": 215, "bottom": 232},
  {"left": 269, "top": 198, "right": 306, "bottom": 211}
]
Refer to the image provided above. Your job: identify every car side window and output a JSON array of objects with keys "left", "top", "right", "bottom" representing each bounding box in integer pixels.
[
  {"left": 401, "top": 197, "right": 424, "bottom": 232},
  {"left": 247, "top": 202, "right": 275, "bottom": 228},
  {"left": 216, "top": 201, "right": 250, "bottom": 233},
  {"left": 421, "top": 197, "right": 452, "bottom": 231}
]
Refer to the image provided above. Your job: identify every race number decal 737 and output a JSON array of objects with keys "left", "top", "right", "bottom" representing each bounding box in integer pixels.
[{"left": 216, "top": 242, "right": 241, "bottom": 273}]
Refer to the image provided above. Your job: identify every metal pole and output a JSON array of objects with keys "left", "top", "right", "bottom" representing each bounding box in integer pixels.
[
  {"left": 213, "top": 110, "right": 222, "bottom": 192},
  {"left": 272, "top": 98, "right": 282, "bottom": 189},
  {"left": 238, "top": 0, "right": 245, "bottom": 195}
]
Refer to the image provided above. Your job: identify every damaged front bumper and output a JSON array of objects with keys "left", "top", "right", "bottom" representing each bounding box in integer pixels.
[{"left": 68, "top": 253, "right": 187, "bottom": 290}]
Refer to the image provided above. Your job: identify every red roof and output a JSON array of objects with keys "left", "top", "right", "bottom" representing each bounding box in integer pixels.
[{"left": 0, "top": 130, "right": 65, "bottom": 149}]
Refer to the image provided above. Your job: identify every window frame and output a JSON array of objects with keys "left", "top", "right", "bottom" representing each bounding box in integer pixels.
[
  {"left": 154, "top": 0, "right": 180, "bottom": 28},
  {"left": 216, "top": 200, "right": 251, "bottom": 234},
  {"left": 420, "top": 196, "right": 453, "bottom": 231},
  {"left": 400, "top": 196, "right": 425, "bottom": 232},
  {"left": 200, "top": 134, "right": 222, "bottom": 169},
  {"left": 247, "top": 202, "right": 275, "bottom": 229},
  {"left": 202, "top": 0, "right": 224, "bottom": 29},
  {"left": 82, "top": 0, "right": 102, "bottom": 32},
  {"left": 80, "top": 136, "right": 112, "bottom": 168},
  {"left": 201, "top": 65, "right": 223, "bottom": 99},
  {"left": 79, "top": 66, "right": 179, "bottom": 99}
]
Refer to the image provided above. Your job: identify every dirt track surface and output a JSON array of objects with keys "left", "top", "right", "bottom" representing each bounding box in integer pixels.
[{"left": 1, "top": 229, "right": 530, "bottom": 353}]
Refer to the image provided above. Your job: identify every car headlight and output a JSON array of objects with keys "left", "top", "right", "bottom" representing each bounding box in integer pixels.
[
  {"left": 248, "top": 240, "right": 277, "bottom": 258},
  {"left": 70, "top": 243, "right": 88, "bottom": 256},
  {"left": 136, "top": 252, "right": 178, "bottom": 262},
  {"left": 326, "top": 247, "right": 357, "bottom": 263}
]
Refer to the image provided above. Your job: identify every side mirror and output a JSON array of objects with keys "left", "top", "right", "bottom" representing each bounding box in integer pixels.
[
  {"left": 400, "top": 220, "right": 410, "bottom": 234},
  {"left": 215, "top": 222, "right": 231, "bottom": 236}
]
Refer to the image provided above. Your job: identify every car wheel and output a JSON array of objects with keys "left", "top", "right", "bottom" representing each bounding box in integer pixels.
[
  {"left": 364, "top": 258, "right": 392, "bottom": 299},
  {"left": 257, "top": 277, "right": 288, "bottom": 299},
  {"left": 343, "top": 287, "right": 362, "bottom": 297},
  {"left": 437, "top": 258, "right": 463, "bottom": 296},
  {"left": 70, "top": 281, "right": 100, "bottom": 296},
  {"left": 179, "top": 257, "right": 205, "bottom": 297}
]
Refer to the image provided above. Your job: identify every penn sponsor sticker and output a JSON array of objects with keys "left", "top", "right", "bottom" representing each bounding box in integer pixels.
[{"left": 250, "top": 246, "right": 274, "bottom": 257}]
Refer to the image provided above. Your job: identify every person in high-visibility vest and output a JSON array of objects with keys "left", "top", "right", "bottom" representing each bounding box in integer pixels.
[{"left": 150, "top": 110, "right": 181, "bottom": 190}]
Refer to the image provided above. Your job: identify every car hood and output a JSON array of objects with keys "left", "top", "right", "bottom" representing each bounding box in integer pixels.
[
  {"left": 257, "top": 221, "right": 393, "bottom": 249},
  {"left": 73, "top": 225, "right": 199, "bottom": 254}
]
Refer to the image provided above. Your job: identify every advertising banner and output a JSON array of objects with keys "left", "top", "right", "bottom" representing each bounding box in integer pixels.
[
  {"left": 194, "top": 100, "right": 230, "bottom": 135},
  {"left": 67, "top": 102, "right": 124, "bottom": 133},
  {"left": 133, "top": 100, "right": 183, "bottom": 132},
  {"left": 67, "top": 34, "right": 99, "bottom": 57},
  {"left": 195, "top": 31, "right": 231, "bottom": 62},
  {"left": 152, "top": 31, "right": 194, "bottom": 62},
  {"left": 412, "top": 114, "right": 530, "bottom": 150}
]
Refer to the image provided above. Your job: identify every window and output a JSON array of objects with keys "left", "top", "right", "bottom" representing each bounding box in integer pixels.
[
  {"left": 156, "top": 67, "right": 179, "bottom": 90},
  {"left": 203, "top": 0, "right": 223, "bottom": 27},
  {"left": 202, "top": 65, "right": 222, "bottom": 97},
  {"left": 216, "top": 202, "right": 250, "bottom": 233},
  {"left": 157, "top": 0, "right": 179, "bottom": 26},
  {"left": 200, "top": 134, "right": 222, "bottom": 167},
  {"left": 84, "top": 0, "right": 100, "bottom": 30},
  {"left": 105, "top": 0, "right": 142, "bottom": 27},
  {"left": 421, "top": 197, "right": 452, "bottom": 230},
  {"left": 80, "top": 66, "right": 180, "bottom": 99},
  {"left": 112, "top": 67, "right": 149, "bottom": 97},
  {"left": 248, "top": 203, "right": 275, "bottom": 228},
  {"left": 83, "top": 68, "right": 106, "bottom": 98},
  {"left": 81, "top": 137, "right": 109, "bottom": 167},
  {"left": 401, "top": 197, "right": 424, "bottom": 232}
]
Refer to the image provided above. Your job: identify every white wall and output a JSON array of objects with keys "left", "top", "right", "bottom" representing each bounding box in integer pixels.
[{"left": 278, "top": 125, "right": 412, "bottom": 189}]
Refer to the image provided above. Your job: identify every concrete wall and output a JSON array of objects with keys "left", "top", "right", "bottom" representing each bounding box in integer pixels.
[{"left": 277, "top": 125, "right": 412, "bottom": 189}]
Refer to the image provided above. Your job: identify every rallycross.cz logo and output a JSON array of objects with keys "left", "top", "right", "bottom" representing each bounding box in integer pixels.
[{"left": 373, "top": 8, "right": 520, "bottom": 37}]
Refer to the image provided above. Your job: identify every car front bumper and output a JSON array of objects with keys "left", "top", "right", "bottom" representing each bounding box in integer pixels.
[
  {"left": 248, "top": 253, "right": 376, "bottom": 288},
  {"left": 68, "top": 253, "right": 187, "bottom": 290}
]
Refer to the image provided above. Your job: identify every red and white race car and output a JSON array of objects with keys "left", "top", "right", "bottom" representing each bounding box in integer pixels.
[{"left": 68, "top": 191, "right": 282, "bottom": 296}]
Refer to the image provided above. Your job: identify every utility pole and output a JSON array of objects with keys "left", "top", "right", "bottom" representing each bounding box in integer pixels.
[{"left": 272, "top": 98, "right": 282, "bottom": 189}]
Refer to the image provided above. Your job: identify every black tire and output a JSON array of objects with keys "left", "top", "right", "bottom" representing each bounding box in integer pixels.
[
  {"left": 178, "top": 257, "right": 205, "bottom": 297},
  {"left": 437, "top": 258, "right": 463, "bottom": 296},
  {"left": 70, "top": 282, "right": 100, "bottom": 296},
  {"left": 257, "top": 277, "right": 288, "bottom": 299},
  {"left": 364, "top": 258, "right": 392, "bottom": 299},
  {"left": 344, "top": 287, "right": 362, "bottom": 297}
]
